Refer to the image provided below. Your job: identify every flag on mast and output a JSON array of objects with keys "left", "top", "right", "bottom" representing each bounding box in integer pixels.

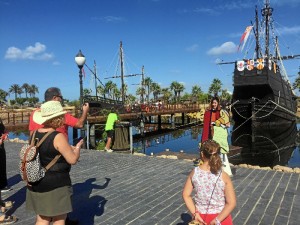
[{"left": 238, "top": 26, "right": 253, "bottom": 52}]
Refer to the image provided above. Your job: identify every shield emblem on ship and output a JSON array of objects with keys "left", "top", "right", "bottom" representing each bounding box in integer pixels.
[
  {"left": 237, "top": 61, "right": 245, "bottom": 71},
  {"left": 268, "top": 60, "right": 272, "bottom": 70},
  {"left": 256, "top": 58, "right": 264, "bottom": 70},
  {"left": 246, "top": 60, "right": 254, "bottom": 70}
]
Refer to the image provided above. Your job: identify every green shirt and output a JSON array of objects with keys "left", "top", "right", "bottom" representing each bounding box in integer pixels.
[{"left": 105, "top": 113, "right": 118, "bottom": 131}]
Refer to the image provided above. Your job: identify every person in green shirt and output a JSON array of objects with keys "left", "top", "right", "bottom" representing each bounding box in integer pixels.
[{"left": 105, "top": 109, "right": 119, "bottom": 151}]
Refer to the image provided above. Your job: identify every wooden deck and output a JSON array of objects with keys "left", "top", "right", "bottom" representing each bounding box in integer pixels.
[{"left": 3, "top": 142, "right": 299, "bottom": 225}]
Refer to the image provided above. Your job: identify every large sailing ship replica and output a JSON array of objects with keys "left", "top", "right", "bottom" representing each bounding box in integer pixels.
[{"left": 220, "top": 0, "right": 300, "bottom": 166}]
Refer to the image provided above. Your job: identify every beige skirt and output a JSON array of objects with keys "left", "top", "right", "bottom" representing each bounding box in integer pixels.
[{"left": 26, "top": 186, "right": 73, "bottom": 217}]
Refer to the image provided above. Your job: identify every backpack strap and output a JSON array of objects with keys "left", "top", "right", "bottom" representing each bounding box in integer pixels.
[
  {"left": 36, "top": 130, "right": 55, "bottom": 148},
  {"left": 45, "top": 155, "right": 61, "bottom": 171},
  {"left": 30, "top": 130, "right": 37, "bottom": 146},
  {"left": 36, "top": 130, "right": 61, "bottom": 171}
]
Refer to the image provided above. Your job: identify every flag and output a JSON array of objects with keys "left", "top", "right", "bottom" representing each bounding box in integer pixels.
[
  {"left": 82, "top": 67, "right": 86, "bottom": 79},
  {"left": 238, "top": 26, "right": 253, "bottom": 52}
]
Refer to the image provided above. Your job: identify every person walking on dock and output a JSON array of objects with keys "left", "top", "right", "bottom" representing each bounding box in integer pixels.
[
  {"left": 183, "top": 140, "right": 236, "bottom": 225},
  {"left": 104, "top": 109, "right": 119, "bottom": 152}
]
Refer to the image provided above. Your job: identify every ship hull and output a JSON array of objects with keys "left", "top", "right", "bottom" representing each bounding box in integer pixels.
[{"left": 230, "top": 64, "right": 297, "bottom": 166}]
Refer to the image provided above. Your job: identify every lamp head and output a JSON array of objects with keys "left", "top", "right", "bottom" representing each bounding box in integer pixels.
[{"left": 75, "top": 50, "right": 86, "bottom": 68}]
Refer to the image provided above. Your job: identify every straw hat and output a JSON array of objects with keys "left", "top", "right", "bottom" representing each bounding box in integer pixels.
[{"left": 33, "top": 100, "right": 67, "bottom": 125}]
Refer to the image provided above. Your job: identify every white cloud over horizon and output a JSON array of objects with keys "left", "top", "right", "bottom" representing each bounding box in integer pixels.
[
  {"left": 4, "top": 42, "right": 54, "bottom": 61},
  {"left": 207, "top": 42, "right": 237, "bottom": 56}
]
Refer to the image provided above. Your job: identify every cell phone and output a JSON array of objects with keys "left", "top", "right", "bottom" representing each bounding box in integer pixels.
[{"left": 78, "top": 136, "right": 87, "bottom": 141}]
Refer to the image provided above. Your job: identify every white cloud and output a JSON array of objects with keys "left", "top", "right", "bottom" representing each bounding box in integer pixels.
[
  {"left": 4, "top": 42, "right": 54, "bottom": 61},
  {"left": 207, "top": 42, "right": 237, "bottom": 56},
  {"left": 185, "top": 44, "right": 199, "bottom": 52}
]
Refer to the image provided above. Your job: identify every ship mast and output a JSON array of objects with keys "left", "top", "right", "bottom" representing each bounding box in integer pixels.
[
  {"left": 120, "top": 41, "right": 125, "bottom": 103},
  {"left": 255, "top": 6, "right": 260, "bottom": 58},
  {"left": 261, "top": 0, "right": 273, "bottom": 58}
]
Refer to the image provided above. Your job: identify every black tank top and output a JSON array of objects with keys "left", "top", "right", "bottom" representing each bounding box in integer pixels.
[{"left": 28, "top": 131, "right": 72, "bottom": 192}]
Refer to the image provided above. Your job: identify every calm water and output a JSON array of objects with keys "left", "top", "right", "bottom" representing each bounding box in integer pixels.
[{"left": 8, "top": 125, "right": 300, "bottom": 168}]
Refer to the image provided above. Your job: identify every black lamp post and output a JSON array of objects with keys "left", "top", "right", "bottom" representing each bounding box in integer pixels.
[
  {"left": 75, "top": 50, "right": 86, "bottom": 107},
  {"left": 75, "top": 50, "right": 86, "bottom": 139}
]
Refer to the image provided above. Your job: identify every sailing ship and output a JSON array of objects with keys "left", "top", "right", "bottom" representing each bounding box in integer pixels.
[
  {"left": 219, "top": 0, "right": 300, "bottom": 165},
  {"left": 83, "top": 41, "right": 145, "bottom": 113}
]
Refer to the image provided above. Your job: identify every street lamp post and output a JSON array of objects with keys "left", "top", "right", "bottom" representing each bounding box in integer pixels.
[
  {"left": 75, "top": 50, "right": 86, "bottom": 139},
  {"left": 75, "top": 50, "right": 86, "bottom": 107}
]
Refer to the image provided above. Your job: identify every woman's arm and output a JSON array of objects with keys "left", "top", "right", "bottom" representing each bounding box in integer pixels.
[
  {"left": 53, "top": 133, "right": 83, "bottom": 165},
  {"left": 211, "top": 172, "right": 236, "bottom": 224}
]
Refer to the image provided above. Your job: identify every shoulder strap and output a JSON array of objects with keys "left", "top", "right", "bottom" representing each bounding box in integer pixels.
[
  {"left": 45, "top": 154, "right": 61, "bottom": 171},
  {"left": 30, "top": 131, "right": 37, "bottom": 146},
  {"left": 36, "top": 130, "right": 62, "bottom": 171},
  {"left": 36, "top": 130, "right": 55, "bottom": 147}
]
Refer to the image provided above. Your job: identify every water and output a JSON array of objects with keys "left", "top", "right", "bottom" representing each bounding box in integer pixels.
[{"left": 7, "top": 125, "right": 300, "bottom": 168}]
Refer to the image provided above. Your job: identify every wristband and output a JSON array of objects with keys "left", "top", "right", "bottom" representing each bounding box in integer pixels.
[{"left": 215, "top": 218, "right": 221, "bottom": 225}]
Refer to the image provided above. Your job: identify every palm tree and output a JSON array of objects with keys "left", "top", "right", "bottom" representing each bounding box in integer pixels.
[
  {"left": 170, "top": 81, "right": 185, "bottom": 102},
  {"left": 191, "top": 85, "right": 202, "bottom": 102},
  {"left": 208, "top": 78, "right": 222, "bottom": 97},
  {"left": 83, "top": 88, "right": 92, "bottom": 96},
  {"left": 29, "top": 84, "right": 39, "bottom": 97},
  {"left": 151, "top": 82, "right": 161, "bottom": 101},
  {"left": 9, "top": 84, "right": 21, "bottom": 100},
  {"left": 104, "top": 81, "right": 114, "bottom": 98},
  {"left": 136, "top": 87, "right": 146, "bottom": 103},
  {"left": 96, "top": 85, "right": 106, "bottom": 98},
  {"left": 22, "top": 83, "right": 31, "bottom": 98},
  {"left": 144, "top": 77, "right": 152, "bottom": 103},
  {"left": 161, "top": 88, "right": 172, "bottom": 103},
  {"left": 0, "top": 89, "right": 8, "bottom": 102}
]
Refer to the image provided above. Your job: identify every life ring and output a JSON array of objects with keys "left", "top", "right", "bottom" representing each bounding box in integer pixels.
[{"left": 145, "top": 107, "right": 150, "bottom": 113}]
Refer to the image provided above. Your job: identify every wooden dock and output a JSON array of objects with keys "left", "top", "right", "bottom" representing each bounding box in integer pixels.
[{"left": 3, "top": 142, "right": 299, "bottom": 225}]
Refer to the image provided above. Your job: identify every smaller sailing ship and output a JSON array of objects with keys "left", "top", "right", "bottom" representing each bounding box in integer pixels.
[
  {"left": 83, "top": 41, "right": 145, "bottom": 112},
  {"left": 219, "top": 0, "right": 300, "bottom": 166}
]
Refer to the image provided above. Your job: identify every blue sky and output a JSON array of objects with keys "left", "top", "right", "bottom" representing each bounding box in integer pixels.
[{"left": 1, "top": 0, "right": 300, "bottom": 101}]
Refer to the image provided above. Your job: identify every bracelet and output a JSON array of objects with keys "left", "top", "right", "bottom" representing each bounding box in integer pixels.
[{"left": 215, "top": 217, "right": 221, "bottom": 225}]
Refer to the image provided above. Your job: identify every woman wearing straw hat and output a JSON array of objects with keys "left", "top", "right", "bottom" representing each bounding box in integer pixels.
[{"left": 26, "top": 101, "right": 83, "bottom": 225}]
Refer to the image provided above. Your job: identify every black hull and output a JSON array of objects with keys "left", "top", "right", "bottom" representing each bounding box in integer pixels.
[
  {"left": 232, "top": 64, "right": 297, "bottom": 126},
  {"left": 231, "top": 121, "right": 297, "bottom": 167},
  {"left": 230, "top": 63, "right": 297, "bottom": 167}
]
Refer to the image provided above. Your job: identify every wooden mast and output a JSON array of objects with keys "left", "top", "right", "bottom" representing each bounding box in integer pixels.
[{"left": 120, "top": 41, "right": 125, "bottom": 103}]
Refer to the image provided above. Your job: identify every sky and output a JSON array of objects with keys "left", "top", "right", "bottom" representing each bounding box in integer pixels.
[{"left": 1, "top": 0, "right": 300, "bottom": 101}]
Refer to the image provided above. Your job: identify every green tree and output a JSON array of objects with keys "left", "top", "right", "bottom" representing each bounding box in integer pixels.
[
  {"left": 29, "top": 84, "right": 39, "bottom": 97},
  {"left": 208, "top": 78, "right": 222, "bottom": 97},
  {"left": 0, "top": 89, "right": 8, "bottom": 102},
  {"left": 151, "top": 82, "right": 161, "bottom": 101},
  {"left": 161, "top": 88, "right": 172, "bottom": 103},
  {"left": 293, "top": 67, "right": 300, "bottom": 92},
  {"left": 170, "top": 81, "right": 185, "bottom": 102},
  {"left": 9, "top": 84, "right": 21, "bottom": 100},
  {"left": 83, "top": 88, "right": 92, "bottom": 96},
  {"left": 136, "top": 87, "right": 146, "bottom": 103},
  {"left": 96, "top": 85, "right": 106, "bottom": 98},
  {"left": 144, "top": 77, "right": 152, "bottom": 103},
  {"left": 22, "top": 83, "right": 31, "bottom": 98}
]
